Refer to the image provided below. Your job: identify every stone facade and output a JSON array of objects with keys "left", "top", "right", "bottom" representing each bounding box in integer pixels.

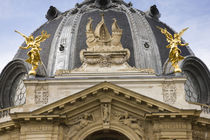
[
  {"left": 0, "top": 77, "right": 210, "bottom": 140},
  {"left": 0, "top": 0, "right": 210, "bottom": 139}
]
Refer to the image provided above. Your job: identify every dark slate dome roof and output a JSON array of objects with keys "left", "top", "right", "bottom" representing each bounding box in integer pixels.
[
  {"left": 1, "top": 0, "right": 210, "bottom": 108},
  {"left": 12, "top": 0, "right": 195, "bottom": 76}
]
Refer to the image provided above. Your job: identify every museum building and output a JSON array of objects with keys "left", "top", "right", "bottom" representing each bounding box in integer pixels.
[{"left": 0, "top": 0, "right": 210, "bottom": 139}]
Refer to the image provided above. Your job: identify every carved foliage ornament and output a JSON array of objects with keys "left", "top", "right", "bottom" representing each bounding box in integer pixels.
[
  {"left": 162, "top": 82, "right": 176, "bottom": 104},
  {"left": 35, "top": 85, "right": 49, "bottom": 104},
  {"left": 112, "top": 111, "right": 144, "bottom": 137},
  {"left": 65, "top": 113, "right": 94, "bottom": 139}
]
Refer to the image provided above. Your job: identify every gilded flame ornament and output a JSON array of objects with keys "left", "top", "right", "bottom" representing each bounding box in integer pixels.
[
  {"left": 157, "top": 26, "right": 189, "bottom": 73},
  {"left": 15, "top": 30, "right": 50, "bottom": 76}
]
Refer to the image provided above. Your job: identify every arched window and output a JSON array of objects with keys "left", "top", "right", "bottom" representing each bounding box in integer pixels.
[
  {"left": 0, "top": 59, "right": 28, "bottom": 108},
  {"left": 181, "top": 56, "right": 210, "bottom": 104}
]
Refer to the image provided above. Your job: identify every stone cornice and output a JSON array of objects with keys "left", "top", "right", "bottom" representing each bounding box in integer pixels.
[
  {"left": 31, "top": 82, "right": 181, "bottom": 115},
  {"left": 10, "top": 113, "right": 66, "bottom": 120},
  {"left": 146, "top": 110, "right": 201, "bottom": 118},
  {"left": 0, "top": 121, "right": 17, "bottom": 132}
]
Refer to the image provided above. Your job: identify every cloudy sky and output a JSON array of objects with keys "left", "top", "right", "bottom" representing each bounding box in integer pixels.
[{"left": 0, "top": 0, "right": 210, "bottom": 73}]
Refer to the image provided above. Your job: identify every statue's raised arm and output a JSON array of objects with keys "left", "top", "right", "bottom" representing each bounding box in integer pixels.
[
  {"left": 15, "top": 30, "right": 27, "bottom": 38},
  {"left": 156, "top": 26, "right": 173, "bottom": 44},
  {"left": 15, "top": 30, "right": 34, "bottom": 47}
]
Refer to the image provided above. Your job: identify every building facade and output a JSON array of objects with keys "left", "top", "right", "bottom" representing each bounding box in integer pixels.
[{"left": 0, "top": 0, "right": 210, "bottom": 139}]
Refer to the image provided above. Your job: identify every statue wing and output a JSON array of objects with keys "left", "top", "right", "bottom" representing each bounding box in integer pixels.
[
  {"left": 178, "top": 27, "right": 189, "bottom": 38},
  {"left": 156, "top": 26, "right": 173, "bottom": 43},
  {"left": 35, "top": 30, "right": 50, "bottom": 44}
]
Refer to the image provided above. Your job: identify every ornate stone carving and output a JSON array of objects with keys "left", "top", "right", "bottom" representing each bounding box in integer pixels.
[
  {"left": 35, "top": 85, "right": 48, "bottom": 104},
  {"left": 80, "top": 50, "right": 130, "bottom": 67},
  {"left": 113, "top": 111, "right": 144, "bottom": 137},
  {"left": 59, "top": 13, "right": 156, "bottom": 73},
  {"left": 0, "top": 108, "right": 10, "bottom": 119},
  {"left": 162, "top": 82, "right": 176, "bottom": 104},
  {"left": 65, "top": 113, "right": 94, "bottom": 139},
  {"left": 101, "top": 104, "right": 111, "bottom": 128},
  {"left": 201, "top": 105, "right": 210, "bottom": 114},
  {"left": 192, "top": 129, "right": 207, "bottom": 140},
  {"left": 80, "top": 14, "right": 130, "bottom": 68},
  {"left": 55, "top": 67, "right": 155, "bottom": 76}
]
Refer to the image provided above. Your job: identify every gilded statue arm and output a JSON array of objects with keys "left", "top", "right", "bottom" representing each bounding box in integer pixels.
[
  {"left": 156, "top": 26, "right": 173, "bottom": 43},
  {"left": 19, "top": 46, "right": 30, "bottom": 50},
  {"left": 15, "top": 30, "right": 28, "bottom": 39},
  {"left": 179, "top": 42, "right": 189, "bottom": 46},
  {"left": 166, "top": 44, "right": 171, "bottom": 48}
]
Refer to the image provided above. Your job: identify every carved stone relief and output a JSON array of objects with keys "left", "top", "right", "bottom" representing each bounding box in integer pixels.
[
  {"left": 162, "top": 82, "right": 176, "bottom": 104},
  {"left": 98, "top": 54, "right": 112, "bottom": 67},
  {"left": 79, "top": 14, "right": 131, "bottom": 68},
  {"left": 65, "top": 113, "right": 94, "bottom": 139},
  {"left": 201, "top": 105, "right": 210, "bottom": 114},
  {"left": 112, "top": 111, "right": 144, "bottom": 138},
  {"left": 192, "top": 129, "right": 208, "bottom": 140},
  {"left": 35, "top": 85, "right": 49, "bottom": 104},
  {"left": 101, "top": 104, "right": 111, "bottom": 128}
]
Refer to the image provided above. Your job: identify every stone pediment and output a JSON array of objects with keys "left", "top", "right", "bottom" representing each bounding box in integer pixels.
[
  {"left": 9, "top": 82, "right": 201, "bottom": 124},
  {"left": 27, "top": 82, "right": 199, "bottom": 117},
  {"left": 4, "top": 82, "right": 205, "bottom": 140}
]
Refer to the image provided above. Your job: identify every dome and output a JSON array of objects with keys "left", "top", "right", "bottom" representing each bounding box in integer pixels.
[
  {"left": 0, "top": 0, "right": 210, "bottom": 108},
  {"left": 12, "top": 0, "right": 194, "bottom": 75}
]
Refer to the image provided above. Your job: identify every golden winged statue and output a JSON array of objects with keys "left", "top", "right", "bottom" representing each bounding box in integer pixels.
[
  {"left": 15, "top": 30, "right": 50, "bottom": 76},
  {"left": 157, "top": 26, "right": 189, "bottom": 73}
]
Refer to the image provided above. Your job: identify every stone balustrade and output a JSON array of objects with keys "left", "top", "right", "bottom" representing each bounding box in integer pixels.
[
  {"left": 201, "top": 104, "right": 210, "bottom": 114},
  {"left": 0, "top": 107, "right": 12, "bottom": 119}
]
